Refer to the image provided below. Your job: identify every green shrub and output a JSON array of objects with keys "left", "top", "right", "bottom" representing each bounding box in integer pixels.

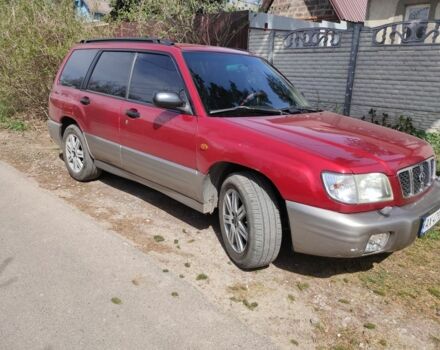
[
  {"left": 363, "top": 109, "right": 439, "bottom": 174},
  {"left": 109, "top": 0, "right": 239, "bottom": 46},
  {"left": 0, "top": 0, "right": 111, "bottom": 119}
]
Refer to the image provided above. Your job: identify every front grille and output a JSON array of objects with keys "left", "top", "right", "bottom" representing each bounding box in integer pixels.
[{"left": 398, "top": 157, "right": 436, "bottom": 198}]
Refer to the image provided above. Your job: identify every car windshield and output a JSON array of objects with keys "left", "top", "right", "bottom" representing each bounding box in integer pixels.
[{"left": 183, "top": 51, "right": 310, "bottom": 116}]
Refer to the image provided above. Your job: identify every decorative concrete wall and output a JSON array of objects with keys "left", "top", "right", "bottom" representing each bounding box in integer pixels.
[{"left": 248, "top": 14, "right": 440, "bottom": 130}]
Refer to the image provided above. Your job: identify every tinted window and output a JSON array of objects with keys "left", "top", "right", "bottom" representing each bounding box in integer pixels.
[
  {"left": 60, "top": 49, "right": 97, "bottom": 89},
  {"left": 183, "top": 52, "right": 309, "bottom": 114},
  {"left": 88, "top": 51, "right": 134, "bottom": 98},
  {"left": 129, "top": 53, "right": 185, "bottom": 103}
]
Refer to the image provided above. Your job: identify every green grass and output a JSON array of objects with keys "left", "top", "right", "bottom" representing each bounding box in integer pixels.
[
  {"left": 359, "top": 268, "right": 390, "bottom": 297},
  {"left": 242, "top": 299, "right": 258, "bottom": 310},
  {"left": 153, "top": 235, "right": 165, "bottom": 243},
  {"left": 111, "top": 297, "right": 122, "bottom": 305},
  {"left": 422, "top": 226, "right": 440, "bottom": 241},
  {"left": 296, "top": 282, "right": 310, "bottom": 291},
  {"left": 0, "top": 105, "right": 26, "bottom": 131},
  {"left": 424, "top": 132, "right": 440, "bottom": 174},
  {"left": 363, "top": 322, "right": 376, "bottom": 330},
  {"left": 427, "top": 287, "right": 440, "bottom": 299},
  {"left": 196, "top": 273, "right": 208, "bottom": 281}
]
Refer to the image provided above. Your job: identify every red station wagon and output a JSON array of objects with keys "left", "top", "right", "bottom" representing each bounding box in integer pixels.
[{"left": 48, "top": 38, "right": 440, "bottom": 269}]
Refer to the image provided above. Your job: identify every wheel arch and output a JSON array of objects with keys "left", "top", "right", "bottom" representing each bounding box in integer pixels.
[
  {"left": 60, "top": 116, "right": 81, "bottom": 137},
  {"left": 60, "top": 116, "right": 94, "bottom": 159},
  {"left": 204, "top": 162, "right": 288, "bottom": 226}
]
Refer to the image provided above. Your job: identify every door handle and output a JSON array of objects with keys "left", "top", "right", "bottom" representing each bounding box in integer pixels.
[
  {"left": 80, "top": 96, "right": 90, "bottom": 105},
  {"left": 125, "top": 109, "right": 140, "bottom": 119}
]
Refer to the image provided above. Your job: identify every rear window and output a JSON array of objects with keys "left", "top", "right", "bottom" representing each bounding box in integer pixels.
[
  {"left": 60, "top": 49, "right": 98, "bottom": 89},
  {"left": 87, "top": 51, "right": 135, "bottom": 98}
]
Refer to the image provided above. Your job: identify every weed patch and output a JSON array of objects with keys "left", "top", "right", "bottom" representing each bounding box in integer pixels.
[
  {"left": 196, "top": 273, "right": 208, "bottom": 281},
  {"left": 363, "top": 322, "right": 376, "bottom": 330},
  {"left": 427, "top": 287, "right": 440, "bottom": 299},
  {"left": 111, "top": 297, "right": 122, "bottom": 305},
  {"left": 153, "top": 235, "right": 165, "bottom": 242},
  {"left": 296, "top": 282, "right": 310, "bottom": 291}
]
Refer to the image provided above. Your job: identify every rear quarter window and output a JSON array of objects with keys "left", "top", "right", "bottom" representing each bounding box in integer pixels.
[
  {"left": 87, "top": 51, "right": 135, "bottom": 98},
  {"left": 59, "top": 49, "right": 98, "bottom": 89}
]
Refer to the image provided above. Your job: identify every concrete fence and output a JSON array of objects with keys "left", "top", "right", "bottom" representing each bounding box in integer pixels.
[{"left": 248, "top": 14, "right": 440, "bottom": 131}]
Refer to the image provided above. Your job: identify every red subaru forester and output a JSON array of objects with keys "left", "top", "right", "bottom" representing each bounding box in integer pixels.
[{"left": 48, "top": 38, "right": 440, "bottom": 269}]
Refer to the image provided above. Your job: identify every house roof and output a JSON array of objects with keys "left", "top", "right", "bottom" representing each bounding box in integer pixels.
[
  {"left": 84, "top": 0, "right": 112, "bottom": 15},
  {"left": 329, "top": 0, "right": 367, "bottom": 23}
]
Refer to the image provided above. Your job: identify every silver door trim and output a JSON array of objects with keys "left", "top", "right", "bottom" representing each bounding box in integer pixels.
[{"left": 85, "top": 133, "right": 205, "bottom": 204}]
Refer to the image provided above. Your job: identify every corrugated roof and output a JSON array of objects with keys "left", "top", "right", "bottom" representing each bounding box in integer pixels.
[{"left": 329, "top": 0, "right": 367, "bottom": 23}]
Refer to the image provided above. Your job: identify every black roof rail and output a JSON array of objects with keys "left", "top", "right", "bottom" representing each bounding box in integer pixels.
[{"left": 79, "top": 37, "right": 175, "bottom": 46}]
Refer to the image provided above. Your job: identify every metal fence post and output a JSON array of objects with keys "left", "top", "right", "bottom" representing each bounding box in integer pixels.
[
  {"left": 268, "top": 30, "right": 276, "bottom": 64},
  {"left": 343, "top": 23, "right": 362, "bottom": 116}
]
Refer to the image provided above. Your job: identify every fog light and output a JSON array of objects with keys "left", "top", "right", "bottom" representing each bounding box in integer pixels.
[{"left": 365, "top": 233, "right": 390, "bottom": 253}]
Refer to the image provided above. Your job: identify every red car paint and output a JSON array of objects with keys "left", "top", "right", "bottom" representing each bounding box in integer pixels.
[{"left": 49, "top": 42, "right": 434, "bottom": 214}]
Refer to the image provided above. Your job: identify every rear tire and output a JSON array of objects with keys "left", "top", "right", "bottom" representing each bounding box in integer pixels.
[
  {"left": 62, "top": 124, "right": 101, "bottom": 182},
  {"left": 219, "top": 172, "right": 282, "bottom": 269}
]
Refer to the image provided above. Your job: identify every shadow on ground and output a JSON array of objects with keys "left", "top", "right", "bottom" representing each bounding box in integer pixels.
[
  {"left": 97, "top": 170, "right": 387, "bottom": 278},
  {"left": 0, "top": 257, "right": 18, "bottom": 288}
]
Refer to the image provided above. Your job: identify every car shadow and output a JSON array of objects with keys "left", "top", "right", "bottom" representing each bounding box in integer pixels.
[
  {"left": 273, "top": 232, "right": 391, "bottom": 278},
  {"left": 98, "top": 171, "right": 216, "bottom": 231},
  {"left": 96, "top": 171, "right": 386, "bottom": 278}
]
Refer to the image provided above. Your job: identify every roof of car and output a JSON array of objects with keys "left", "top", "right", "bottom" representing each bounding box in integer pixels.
[
  {"left": 78, "top": 38, "right": 249, "bottom": 55},
  {"left": 174, "top": 43, "right": 248, "bottom": 54}
]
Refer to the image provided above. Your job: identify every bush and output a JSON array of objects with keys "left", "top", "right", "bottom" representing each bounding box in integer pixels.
[
  {"left": 109, "top": 0, "right": 238, "bottom": 45},
  {"left": 363, "top": 109, "right": 439, "bottom": 174},
  {"left": 0, "top": 0, "right": 110, "bottom": 119}
]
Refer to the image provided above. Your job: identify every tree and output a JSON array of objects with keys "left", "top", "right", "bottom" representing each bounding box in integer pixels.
[
  {"left": 259, "top": 0, "right": 274, "bottom": 13},
  {"left": 108, "top": 0, "right": 242, "bottom": 46}
]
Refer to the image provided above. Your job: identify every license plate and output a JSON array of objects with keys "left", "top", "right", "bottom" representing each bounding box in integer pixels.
[{"left": 419, "top": 207, "right": 440, "bottom": 237}]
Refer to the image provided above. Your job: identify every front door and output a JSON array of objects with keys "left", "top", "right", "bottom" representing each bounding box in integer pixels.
[{"left": 119, "top": 52, "right": 201, "bottom": 201}]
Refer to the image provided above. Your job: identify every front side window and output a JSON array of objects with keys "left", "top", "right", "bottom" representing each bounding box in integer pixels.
[
  {"left": 87, "top": 51, "right": 134, "bottom": 98},
  {"left": 183, "top": 52, "right": 309, "bottom": 116},
  {"left": 60, "top": 49, "right": 98, "bottom": 89},
  {"left": 128, "top": 53, "right": 185, "bottom": 104}
]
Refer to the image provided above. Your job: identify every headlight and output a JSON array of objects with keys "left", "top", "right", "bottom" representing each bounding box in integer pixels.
[{"left": 322, "top": 172, "right": 393, "bottom": 204}]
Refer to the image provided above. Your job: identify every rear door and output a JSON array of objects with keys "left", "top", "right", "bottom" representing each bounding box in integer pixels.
[
  {"left": 83, "top": 51, "right": 135, "bottom": 167},
  {"left": 119, "top": 52, "right": 201, "bottom": 201}
]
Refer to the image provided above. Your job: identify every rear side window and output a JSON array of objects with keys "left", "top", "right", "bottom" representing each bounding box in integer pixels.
[
  {"left": 87, "top": 51, "right": 135, "bottom": 98},
  {"left": 60, "top": 49, "right": 98, "bottom": 89},
  {"left": 128, "top": 53, "right": 185, "bottom": 103}
]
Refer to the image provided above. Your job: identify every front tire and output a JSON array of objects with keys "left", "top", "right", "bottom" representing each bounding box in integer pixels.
[
  {"left": 63, "top": 124, "right": 101, "bottom": 182},
  {"left": 219, "top": 172, "right": 282, "bottom": 269}
]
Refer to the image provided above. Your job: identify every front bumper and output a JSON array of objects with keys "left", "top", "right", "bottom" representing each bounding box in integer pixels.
[{"left": 286, "top": 180, "right": 440, "bottom": 257}]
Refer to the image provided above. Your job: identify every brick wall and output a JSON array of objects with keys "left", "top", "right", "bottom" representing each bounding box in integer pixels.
[{"left": 269, "top": 0, "right": 338, "bottom": 21}]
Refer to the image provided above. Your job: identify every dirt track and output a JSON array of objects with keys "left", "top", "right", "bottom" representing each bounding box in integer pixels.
[{"left": 1, "top": 125, "right": 439, "bottom": 349}]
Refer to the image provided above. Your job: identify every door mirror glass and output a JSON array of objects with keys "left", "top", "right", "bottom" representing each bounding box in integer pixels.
[{"left": 153, "top": 92, "right": 185, "bottom": 110}]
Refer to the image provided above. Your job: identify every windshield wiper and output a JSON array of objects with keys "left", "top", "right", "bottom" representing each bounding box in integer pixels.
[
  {"left": 281, "top": 106, "right": 322, "bottom": 114},
  {"left": 209, "top": 105, "right": 285, "bottom": 116}
]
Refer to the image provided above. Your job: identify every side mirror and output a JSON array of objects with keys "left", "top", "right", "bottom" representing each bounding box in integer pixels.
[{"left": 153, "top": 92, "right": 190, "bottom": 114}]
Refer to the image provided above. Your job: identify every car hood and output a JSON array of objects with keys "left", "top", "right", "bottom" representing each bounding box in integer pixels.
[{"left": 225, "top": 112, "right": 432, "bottom": 174}]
